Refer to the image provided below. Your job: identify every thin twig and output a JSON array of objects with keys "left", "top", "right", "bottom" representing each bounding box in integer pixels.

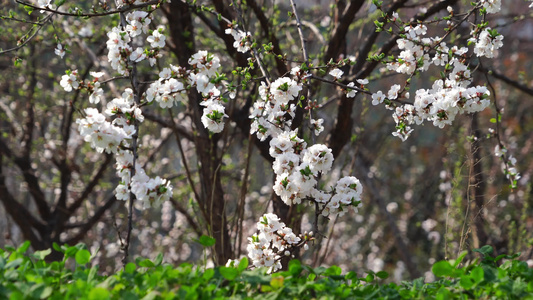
[
  {"left": 15, "top": 0, "right": 161, "bottom": 18},
  {"left": 0, "top": 14, "right": 53, "bottom": 54}
]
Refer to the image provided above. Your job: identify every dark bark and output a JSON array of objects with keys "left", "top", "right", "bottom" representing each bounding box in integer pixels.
[
  {"left": 470, "top": 114, "right": 488, "bottom": 248},
  {"left": 164, "top": 1, "right": 232, "bottom": 265}
]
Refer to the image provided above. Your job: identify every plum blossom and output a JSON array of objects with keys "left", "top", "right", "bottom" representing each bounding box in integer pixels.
[
  {"left": 147, "top": 29, "right": 166, "bottom": 48},
  {"left": 60, "top": 70, "right": 79, "bottom": 92},
  {"left": 247, "top": 213, "right": 309, "bottom": 273},
  {"left": 372, "top": 90, "right": 385, "bottom": 106},
  {"left": 55, "top": 44, "right": 65, "bottom": 59},
  {"left": 470, "top": 27, "right": 503, "bottom": 58},
  {"left": 201, "top": 101, "right": 228, "bottom": 133},
  {"left": 346, "top": 82, "right": 357, "bottom": 98},
  {"left": 270, "top": 77, "right": 302, "bottom": 104},
  {"left": 329, "top": 68, "right": 343, "bottom": 79},
  {"left": 225, "top": 27, "right": 252, "bottom": 53},
  {"left": 302, "top": 144, "right": 334, "bottom": 174},
  {"left": 480, "top": 0, "right": 501, "bottom": 13}
]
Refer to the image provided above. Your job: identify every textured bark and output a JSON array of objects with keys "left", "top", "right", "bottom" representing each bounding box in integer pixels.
[
  {"left": 470, "top": 114, "right": 488, "bottom": 248},
  {"left": 164, "top": 2, "right": 232, "bottom": 265}
]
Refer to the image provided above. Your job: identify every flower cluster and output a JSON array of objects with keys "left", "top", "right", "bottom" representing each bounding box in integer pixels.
[
  {"left": 470, "top": 27, "right": 504, "bottom": 58},
  {"left": 106, "top": 11, "right": 155, "bottom": 75},
  {"left": 144, "top": 64, "right": 187, "bottom": 109},
  {"left": 249, "top": 76, "right": 301, "bottom": 140},
  {"left": 225, "top": 27, "right": 252, "bottom": 53},
  {"left": 386, "top": 25, "right": 430, "bottom": 75},
  {"left": 74, "top": 85, "right": 172, "bottom": 207},
  {"left": 494, "top": 145, "right": 521, "bottom": 188},
  {"left": 319, "top": 176, "right": 363, "bottom": 217},
  {"left": 480, "top": 0, "right": 501, "bottom": 14},
  {"left": 76, "top": 107, "right": 132, "bottom": 154},
  {"left": 247, "top": 213, "right": 311, "bottom": 273},
  {"left": 36, "top": 0, "right": 54, "bottom": 12},
  {"left": 345, "top": 79, "right": 368, "bottom": 98},
  {"left": 379, "top": 18, "right": 496, "bottom": 140},
  {"left": 247, "top": 69, "right": 363, "bottom": 219},
  {"left": 88, "top": 72, "right": 105, "bottom": 104}
]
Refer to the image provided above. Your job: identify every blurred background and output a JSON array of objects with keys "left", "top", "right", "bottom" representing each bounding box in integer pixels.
[{"left": 0, "top": 0, "right": 532, "bottom": 281}]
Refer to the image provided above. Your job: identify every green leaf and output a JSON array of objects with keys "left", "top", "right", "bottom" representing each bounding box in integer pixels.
[
  {"left": 142, "top": 291, "right": 158, "bottom": 300},
  {"left": 125, "top": 262, "right": 136, "bottom": 273},
  {"left": 23, "top": 5, "right": 34, "bottom": 15},
  {"left": 345, "top": 271, "right": 358, "bottom": 280},
  {"left": 138, "top": 259, "right": 155, "bottom": 268},
  {"left": 436, "top": 287, "right": 451, "bottom": 300},
  {"left": 471, "top": 266, "right": 484, "bottom": 283},
  {"left": 325, "top": 265, "right": 342, "bottom": 276},
  {"left": 197, "top": 235, "right": 216, "bottom": 247},
  {"left": 52, "top": 243, "right": 63, "bottom": 253},
  {"left": 460, "top": 275, "right": 474, "bottom": 289},
  {"left": 473, "top": 245, "right": 493, "bottom": 257},
  {"left": 154, "top": 253, "right": 163, "bottom": 266},
  {"left": 32, "top": 249, "right": 51, "bottom": 260},
  {"left": 237, "top": 257, "right": 249, "bottom": 272},
  {"left": 270, "top": 276, "right": 284, "bottom": 289},
  {"left": 432, "top": 261, "right": 453, "bottom": 277},
  {"left": 5, "top": 258, "right": 23, "bottom": 269},
  {"left": 75, "top": 249, "right": 91, "bottom": 265},
  {"left": 30, "top": 284, "right": 53, "bottom": 300},
  {"left": 88, "top": 287, "right": 110, "bottom": 300},
  {"left": 452, "top": 250, "right": 468, "bottom": 267},
  {"left": 288, "top": 259, "right": 302, "bottom": 276},
  {"left": 17, "top": 241, "right": 31, "bottom": 254},
  {"left": 376, "top": 271, "right": 389, "bottom": 279},
  {"left": 64, "top": 246, "right": 78, "bottom": 258},
  {"left": 203, "top": 268, "right": 214, "bottom": 281},
  {"left": 220, "top": 266, "right": 238, "bottom": 280}
]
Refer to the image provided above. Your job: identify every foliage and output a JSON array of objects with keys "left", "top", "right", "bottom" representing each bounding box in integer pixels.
[{"left": 1, "top": 243, "right": 532, "bottom": 299}]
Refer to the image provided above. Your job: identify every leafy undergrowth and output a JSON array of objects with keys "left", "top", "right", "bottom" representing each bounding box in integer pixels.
[{"left": 1, "top": 242, "right": 532, "bottom": 299}]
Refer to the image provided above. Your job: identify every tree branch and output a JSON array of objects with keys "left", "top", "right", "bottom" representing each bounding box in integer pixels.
[{"left": 324, "top": 0, "right": 365, "bottom": 63}]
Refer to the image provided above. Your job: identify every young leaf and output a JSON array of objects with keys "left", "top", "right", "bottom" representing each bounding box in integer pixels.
[
  {"left": 75, "top": 249, "right": 91, "bottom": 265},
  {"left": 237, "top": 257, "right": 249, "bottom": 272},
  {"left": 32, "top": 249, "right": 52, "bottom": 260},
  {"left": 220, "top": 266, "right": 239, "bottom": 280},
  {"left": 197, "top": 235, "right": 216, "bottom": 247},
  {"left": 125, "top": 262, "right": 136, "bottom": 273},
  {"left": 432, "top": 261, "right": 453, "bottom": 277},
  {"left": 138, "top": 259, "right": 155, "bottom": 268}
]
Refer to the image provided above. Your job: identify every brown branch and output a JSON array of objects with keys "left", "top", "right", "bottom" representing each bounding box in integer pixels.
[
  {"left": 248, "top": 0, "right": 288, "bottom": 76},
  {"left": 474, "top": 63, "right": 533, "bottom": 96},
  {"left": 66, "top": 153, "right": 114, "bottom": 218},
  {"left": 0, "top": 136, "right": 50, "bottom": 221},
  {"left": 0, "top": 14, "right": 52, "bottom": 55},
  {"left": 65, "top": 195, "right": 118, "bottom": 245},
  {"left": 469, "top": 114, "right": 488, "bottom": 248},
  {"left": 357, "top": 0, "right": 459, "bottom": 78},
  {"left": 15, "top": 0, "right": 161, "bottom": 18},
  {"left": 209, "top": 0, "right": 249, "bottom": 68},
  {"left": 0, "top": 155, "right": 47, "bottom": 241},
  {"left": 21, "top": 46, "right": 37, "bottom": 159},
  {"left": 324, "top": 0, "right": 365, "bottom": 63},
  {"left": 142, "top": 110, "right": 194, "bottom": 141}
]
